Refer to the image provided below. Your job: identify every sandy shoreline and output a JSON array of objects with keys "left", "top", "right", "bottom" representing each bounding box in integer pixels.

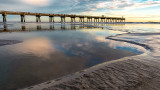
[{"left": 22, "top": 33, "right": 160, "bottom": 90}]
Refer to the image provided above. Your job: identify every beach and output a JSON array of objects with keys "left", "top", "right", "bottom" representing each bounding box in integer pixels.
[
  {"left": 0, "top": 23, "right": 144, "bottom": 90},
  {"left": 23, "top": 32, "right": 160, "bottom": 90},
  {"left": 0, "top": 23, "right": 160, "bottom": 90},
  {"left": 0, "top": 0, "right": 160, "bottom": 89}
]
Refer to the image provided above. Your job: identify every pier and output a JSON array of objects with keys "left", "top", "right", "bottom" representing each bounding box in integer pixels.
[{"left": 0, "top": 11, "right": 125, "bottom": 23}]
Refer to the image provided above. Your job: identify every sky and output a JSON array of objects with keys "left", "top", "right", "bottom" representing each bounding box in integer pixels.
[{"left": 0, "top": 0, "right": 160, "bottom": 22}]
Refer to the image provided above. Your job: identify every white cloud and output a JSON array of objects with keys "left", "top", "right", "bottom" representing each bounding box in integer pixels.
[
  {"left": 20, "top": 0, "right": 51, "bottom": 7},
  {"left": 82, "top": 0, "right": 160, "bottom": 20},
  {"left": 95, "top": 0, "right": 160, "bottom": 10},
  {"left": 96, "top": 0, "right": 132, "bottom": 9}
]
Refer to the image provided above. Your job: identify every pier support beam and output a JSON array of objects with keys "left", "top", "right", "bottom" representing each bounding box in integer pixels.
[
  {"left": 61, "top": 16, "right": 65, "bottom": 23},
  {"left": 71, "top": 17, "right": 76, "bottom": 23},
  {"left": 94, "top": 18, "right": 96, "bottom": 22},
  {"left": 108, "top": 19, "right": 110, "bottom": 22},
  {"left": 79, "top": 17, "right": 84, "bottom": 23},
  {"left": 106, "top": 19, "right": 109, "bottom": 22},
  {"left": 111, "top": 19, "right": 113, "bottom": 22},
  {"left": 117, "top": 19, "right": 119, "bottom": 22},
  {"left": 2, "top": 12, "right": 7, "bottom": 22},
  {"left": 87, "top": 17, "right": 92, "bottom": 23},
  {"left": 101, "top": 18, "right": 105, "bottom": 22},
  {"left": 110, "top": 19, "right": 112, "bottom": 23},
  {"left": 49, "top": 16, "right": 54, "bottom": 23},
  {"left": 21, "top": 14, "right": 25, "bottom": 23},
  {"left": 97, "top": 19, "right": 99, "bottom": 22},
  {"left": 36, "top": 15, "right": 41, "bottom": 22},
  {"left": 112, "top": 19, "right": 114, "bottom": 23}
]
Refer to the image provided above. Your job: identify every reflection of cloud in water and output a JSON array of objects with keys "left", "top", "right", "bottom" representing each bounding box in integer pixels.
[
  {"left": 95, "top": 36, "right": 147, "bottom": 53},
  {"left": 81, "top": 29, "right": 108, "bottom": 36},
  {"left": 77, "top": 44, "right": 83, "bottom": 47},
  {"left": 81, "top": 29, "right": 147, "bottom": 53},
  {"left": 108, "top": 30, "right": 125, "bottom": 34},
  {"left": 95, "top": 36, "right": 106, "bottom": 43},
  {"left": 15, "top": 38, "right": 54, "bottom": 59},
  {"left": 81, "top": 29, "right": 125, "bottom": 36}
]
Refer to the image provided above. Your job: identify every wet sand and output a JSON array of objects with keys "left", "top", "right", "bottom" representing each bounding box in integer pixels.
[{"left": 23, "top": 33, "right": 160, "bottom": 90}]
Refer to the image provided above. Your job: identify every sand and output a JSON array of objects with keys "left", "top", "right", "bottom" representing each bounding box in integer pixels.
[{"left": 22, "top": 33, "right": 160, "bottom": 90}]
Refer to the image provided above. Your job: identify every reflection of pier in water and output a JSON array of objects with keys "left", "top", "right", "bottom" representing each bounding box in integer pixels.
[
  {"left": 0, "top": 23, "right": 125, "bottom": 32},
  {"left": 3, "top": 24, "right": 8, "bottom": 31}
]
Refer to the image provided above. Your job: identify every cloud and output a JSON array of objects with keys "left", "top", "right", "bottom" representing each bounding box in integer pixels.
[
  {"left": 95, "top": 0, "right": 160, "bottom": 10},
  {"left": 0, "top": 0, "right": 160, "bottom": 22},
  {"left": 1, "top": 0, "right": 159, "bottom": 13},
  {"left": 0, "top": 3, "right": 32, "bottom": 11},
  {"left": 20, "top": 0, "right": 51, "bottom": 7},
  {"left": 0, "top": 0, "right": 51, "bottom": 11}
]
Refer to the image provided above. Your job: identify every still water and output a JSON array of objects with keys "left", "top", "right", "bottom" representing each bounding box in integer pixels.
[{"left": 0, "top": 22, "right": 148, "bottom": 89}]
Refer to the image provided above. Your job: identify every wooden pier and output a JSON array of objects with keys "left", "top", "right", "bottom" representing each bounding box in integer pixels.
[{"left": 0, "top": 11, "right": 125, "bottom": 23}]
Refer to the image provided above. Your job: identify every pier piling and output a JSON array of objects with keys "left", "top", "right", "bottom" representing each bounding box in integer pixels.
[
  {"left": 71, "top": 17, "right": 76, "bottom": 23},
  {"left": 2, "top": 12, "right": 7, "bottom": 22},
  {"left": 36, "top": 15, "right": 41, "bottom": 22},
  {"left": 21, "top": 15, "right": 25, "bottom": 22},
  {"left": 61, "top": 16, "right": 65, "bottom": 23},
  {"left": 49, "top": 16, "right": 54, "bottom": 22}
]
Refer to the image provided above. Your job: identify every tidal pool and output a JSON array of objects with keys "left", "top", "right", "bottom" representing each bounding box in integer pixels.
[{"left": 0, "top": 23, "right": 147, "bottom": 89}]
